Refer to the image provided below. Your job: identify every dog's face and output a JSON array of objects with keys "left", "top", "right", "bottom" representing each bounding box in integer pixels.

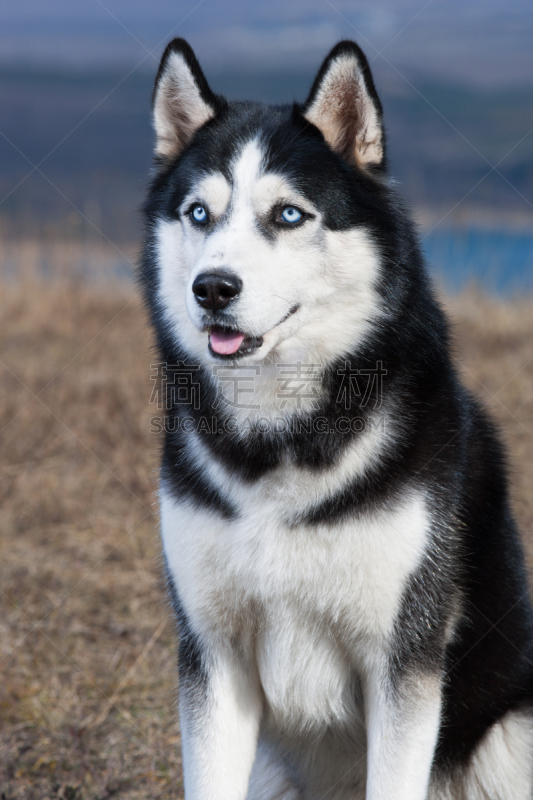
[{"left": 146, "top": 40, "right": 394, "bottom": 370}]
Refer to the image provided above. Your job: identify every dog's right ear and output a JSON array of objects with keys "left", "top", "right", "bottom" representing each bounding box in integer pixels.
[
  {"left": 303, "top": 41, "right": 386, "bottom": 171},
  {"left": 152, "top": 39, "right": 221, "bottom": 161}
]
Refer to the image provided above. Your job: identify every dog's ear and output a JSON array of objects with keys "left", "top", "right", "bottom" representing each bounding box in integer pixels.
[
  {"left": 152, "top": 39, "right": 221, "bottom": 160},
  {"left": 303, "top": 41, "right": 385, "bottom": 171}
]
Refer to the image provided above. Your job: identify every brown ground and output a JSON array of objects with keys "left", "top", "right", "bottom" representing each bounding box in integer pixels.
[{"left": 1, "top": 244, "right": 532, "bottom": 799}]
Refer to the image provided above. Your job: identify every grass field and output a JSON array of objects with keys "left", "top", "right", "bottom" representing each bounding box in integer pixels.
[{"left": 1, "top": 244, "right": 533, "bottom": 798}]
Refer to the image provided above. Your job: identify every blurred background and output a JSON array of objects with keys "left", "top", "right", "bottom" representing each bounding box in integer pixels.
[
  {"left": 1, "top": 4, "right": 533, "bottom": 798},
  {"left": 1, "top": 0, "right": 532, "bottom": 291}
]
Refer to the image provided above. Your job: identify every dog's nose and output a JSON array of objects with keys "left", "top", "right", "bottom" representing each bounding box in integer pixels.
[{"left": 192, "top": 271, "right": 242, "bottom": 312}]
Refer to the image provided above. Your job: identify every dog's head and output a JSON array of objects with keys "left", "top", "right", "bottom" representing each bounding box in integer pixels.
[{"left": 144, "top": 40, "right": 396, "bottom": 370}]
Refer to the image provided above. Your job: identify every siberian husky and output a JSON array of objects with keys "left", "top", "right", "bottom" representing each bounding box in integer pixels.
[{"left": 140, "top": 38, "right": 533, "bottom": 799}]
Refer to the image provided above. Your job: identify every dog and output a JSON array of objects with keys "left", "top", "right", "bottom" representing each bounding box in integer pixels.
[{"left": 140, "top": 38, "right": 533, "bottom": 799}]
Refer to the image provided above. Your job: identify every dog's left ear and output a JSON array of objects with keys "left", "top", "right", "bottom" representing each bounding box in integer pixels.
[
  {"left": 303, "top": 41, "right": 385, "bottom": 171},
  {"left": 152, "top": 38, "right": 222, "bottom": 161}
]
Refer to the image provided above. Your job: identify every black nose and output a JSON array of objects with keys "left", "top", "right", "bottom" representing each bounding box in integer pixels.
[{"left": 192, "top": 271, "right": 242, "bottom": 312}]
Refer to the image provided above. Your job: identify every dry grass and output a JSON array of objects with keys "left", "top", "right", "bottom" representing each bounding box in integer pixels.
[
  {"left": 0, "top": 254, "right": 179, "bottom": 799},
  {"left": 1, "top": 248, "right": 532, "bottom": 798}
]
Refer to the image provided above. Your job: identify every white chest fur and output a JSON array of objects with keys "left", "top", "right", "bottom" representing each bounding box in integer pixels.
[{"left": 160, "top": 454, "right": 430, "bottom": 729}]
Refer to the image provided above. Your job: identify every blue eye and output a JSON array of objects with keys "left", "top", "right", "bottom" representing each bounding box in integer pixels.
[
  {"left": 191, "top": 205, "right": 208, "bottom": 224},
  {"left": 280, "top": 206, "right": 302, "bottom": 224}
]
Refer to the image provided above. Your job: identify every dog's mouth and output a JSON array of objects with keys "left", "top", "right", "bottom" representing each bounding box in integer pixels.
[
  {"left": 207, "top": 305, "right": 300, "bottom": 359},
  {"left": 208, "top": 327, "right": 263, "bottom": 357}
]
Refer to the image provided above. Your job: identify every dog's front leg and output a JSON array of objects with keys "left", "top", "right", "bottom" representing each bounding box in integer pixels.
[
  {"left": 179, "top": 640, "right": 263, "bottom": 800},
  {"left": 364, "top": 667, "right": 442, "bottom": 800}
]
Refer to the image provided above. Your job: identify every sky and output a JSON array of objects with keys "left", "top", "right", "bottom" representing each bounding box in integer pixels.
[{"left": 1, "top": 0, "right": 533, "bottom": 88}]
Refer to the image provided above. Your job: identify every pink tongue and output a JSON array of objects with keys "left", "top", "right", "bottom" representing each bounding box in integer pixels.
[{"left": 209, "top": 328, "right": 246, "bottom": 355}]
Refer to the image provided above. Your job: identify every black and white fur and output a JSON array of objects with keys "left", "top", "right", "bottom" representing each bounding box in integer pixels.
[{"left": 140, "top": 38, "right": 533, "bottom": 799}]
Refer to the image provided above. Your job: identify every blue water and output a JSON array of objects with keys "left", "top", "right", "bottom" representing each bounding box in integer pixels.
[{"left": 422, "top": 228, "right": 533, "bottom": 295}]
